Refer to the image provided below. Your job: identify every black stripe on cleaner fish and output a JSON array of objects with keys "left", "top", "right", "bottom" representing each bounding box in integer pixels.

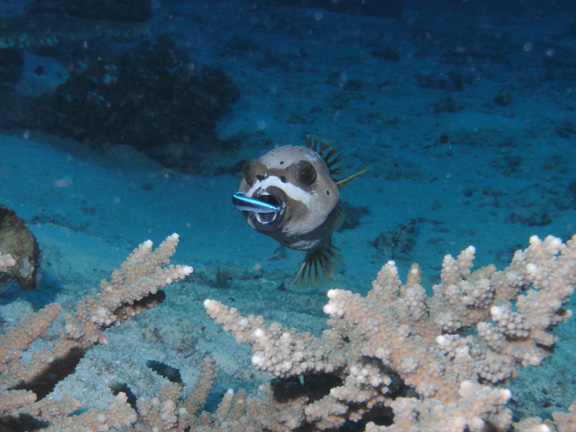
[{"left": 232, "top": 134, "right": 369, "bottom": 286}]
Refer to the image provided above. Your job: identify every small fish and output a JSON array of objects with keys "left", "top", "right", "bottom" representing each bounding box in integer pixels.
[
  {"left": 233, "top": 134, "right": 368, "bottom": 285},
  {"left": 232, "top": 192, "right": 281, "bottom": 214}
]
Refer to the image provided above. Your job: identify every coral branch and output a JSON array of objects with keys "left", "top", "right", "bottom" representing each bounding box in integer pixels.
[
  {"left": 2, "top": 231, "right": 575, "bottom": 431},
  {"left": 205, "top": 234, "right": 576, "bottom": 431},
  {"left": 0, "top": 234, "right": 192, "bottom": 430}
]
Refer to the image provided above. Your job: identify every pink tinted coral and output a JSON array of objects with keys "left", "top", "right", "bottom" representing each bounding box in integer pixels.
[{"left": 206, "top": 234, "right": 576, "bottom": 431}]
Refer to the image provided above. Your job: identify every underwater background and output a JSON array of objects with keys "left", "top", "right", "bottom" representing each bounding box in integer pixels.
[{"left": 0, "top": 0, "right": 575, "bottom": 429}]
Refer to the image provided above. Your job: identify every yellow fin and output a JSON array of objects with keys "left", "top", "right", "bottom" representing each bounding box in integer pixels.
[
  {"left": 336, "top": 165, "right": 370, "bottom": 188},
  {"left": 292, "top": 243, "right": 341, "bottom": 286}
]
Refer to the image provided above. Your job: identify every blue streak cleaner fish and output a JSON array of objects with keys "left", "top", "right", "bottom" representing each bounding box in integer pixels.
[{"left": 232, "top": 192, "right": 281, "bottom": 213}]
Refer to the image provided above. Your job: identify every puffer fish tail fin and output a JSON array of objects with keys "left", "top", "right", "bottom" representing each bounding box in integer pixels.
[
  {"left": 336, "top": 165, "right": 371, "bottom": 188},
  {"left": 292, "top": 243, "right": 341, "bottom": 286}
]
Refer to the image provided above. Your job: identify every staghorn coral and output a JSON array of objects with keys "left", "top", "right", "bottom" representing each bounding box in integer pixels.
[
  {"left": 0, "top": 234, "right": 192, "bottom": 431},
  {"left": 205, "top": 234, "right": 576, "bottom": 431},
  {"left": 1, "top": 232, "right": 575, "bottom": 431}
]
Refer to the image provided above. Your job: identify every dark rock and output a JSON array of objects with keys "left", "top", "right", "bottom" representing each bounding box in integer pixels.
[
  {"left": 371, "top": 46, "right": 400, "bottom": 61},
  {"left": 0, "top": 205, "right": 42, "bottom": 291},
  {"left": 337, "top": 201, "right": 370, "bottom": 232},
  {"left": 41, "top": 35, "right": 240, "bottom": 173},
  {"left": 0, "top": 49, "right": 23, "bottom": 83},
  {"left": 371, "top": 218, "right": 422, "bottom": 260}
]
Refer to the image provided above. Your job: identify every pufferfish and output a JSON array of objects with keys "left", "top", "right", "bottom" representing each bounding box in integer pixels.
[{"left": 233, "top": 135, "right": 368, "bottom": 285}]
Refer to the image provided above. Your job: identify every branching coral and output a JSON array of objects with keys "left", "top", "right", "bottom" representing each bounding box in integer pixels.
[
  {"left": 205, "top": 234, "right": 576, "bottom": 431},
  {"left": 1, "top": 233, "right": 575, "bottom": 431},
  {"left": 0, "top": 234, "right": 192, "bottom": 431}
]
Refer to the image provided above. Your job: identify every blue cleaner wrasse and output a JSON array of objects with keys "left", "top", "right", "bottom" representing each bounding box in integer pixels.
[{"left": 233, "top": 191, "right": 282, "bottom": 215}]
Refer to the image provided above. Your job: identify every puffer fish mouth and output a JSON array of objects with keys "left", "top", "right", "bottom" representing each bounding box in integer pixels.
[{"left": 250, "top": 187, "right": 287, "bottom": 232}]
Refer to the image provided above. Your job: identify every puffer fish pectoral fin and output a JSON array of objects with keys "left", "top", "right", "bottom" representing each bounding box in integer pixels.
[
  {"left": 328, "top": 203, "right": 344, "bottom": 234},
  {"left": 292, "top": 243, "right": 341, "bottom": 287},
  {"left": 336, "top": 165, "right": 371, "bottom": 188}
]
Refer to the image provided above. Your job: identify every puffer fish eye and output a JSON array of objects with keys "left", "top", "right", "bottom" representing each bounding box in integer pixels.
[{"left": 296, "top": 161, "right": 316, "bottom": 186}]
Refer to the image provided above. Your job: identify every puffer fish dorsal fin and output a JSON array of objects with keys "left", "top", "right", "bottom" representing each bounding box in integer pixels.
[
  {"left": 292, "top": 242, "right": 341, "bottom": 286},
  {"left": 305, "top": 134, "right": 370, "bottom": 188},
  {"left": 304, "top": 134, "right": 344, "bottom": 179}
]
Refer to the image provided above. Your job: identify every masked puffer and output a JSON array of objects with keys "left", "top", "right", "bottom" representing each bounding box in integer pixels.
[{"left": 233, "top": 135, "right": 368, "bottom": 285}]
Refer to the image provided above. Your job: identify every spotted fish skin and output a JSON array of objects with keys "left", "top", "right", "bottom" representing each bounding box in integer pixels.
[
  {"left": 234, "top": 136, "right": 367, "bottom": 285},
  {"left": 238, "top": 145, "right": 339, "bottom": 254}
]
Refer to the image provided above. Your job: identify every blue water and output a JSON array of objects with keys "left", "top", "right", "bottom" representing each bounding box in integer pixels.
[{"left": 0, "top": 0, "right": 575, "bottom": 429}]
